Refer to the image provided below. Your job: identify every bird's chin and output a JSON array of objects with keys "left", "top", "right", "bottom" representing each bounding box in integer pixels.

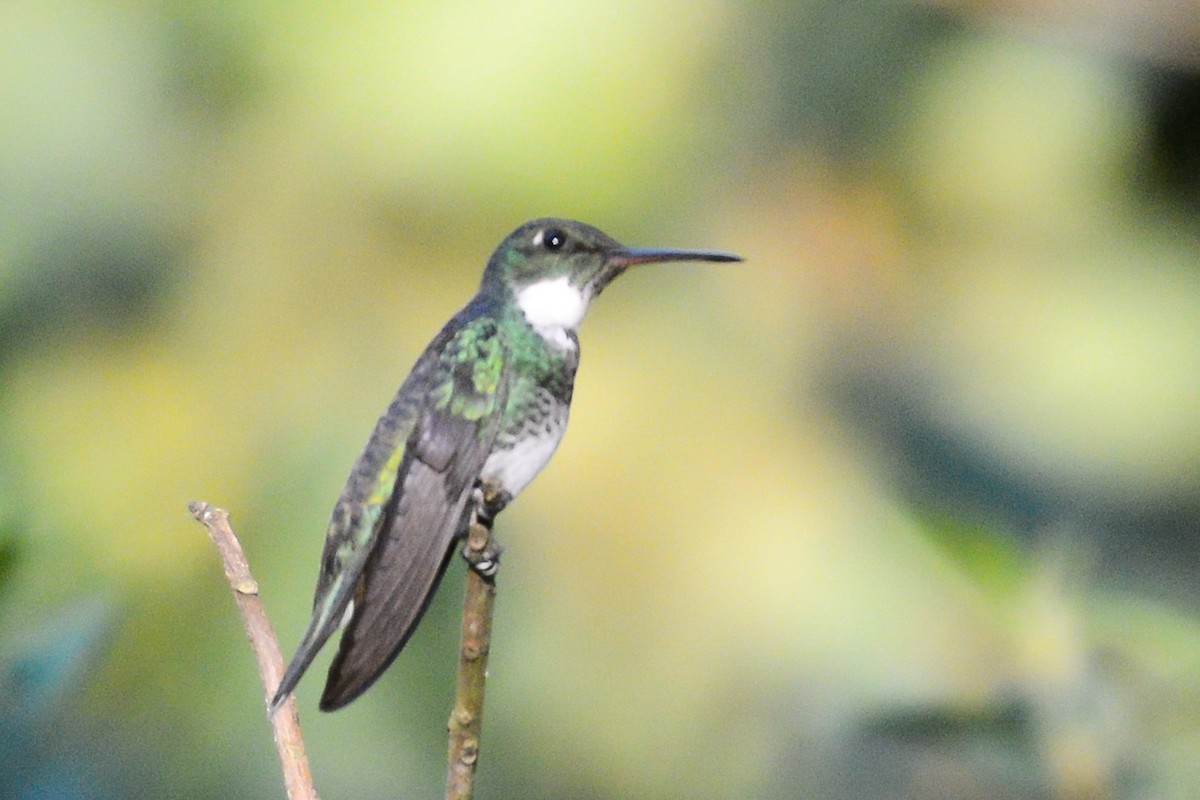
[{"left": 591, "top": 266, "right": 625, "bottom": 295}]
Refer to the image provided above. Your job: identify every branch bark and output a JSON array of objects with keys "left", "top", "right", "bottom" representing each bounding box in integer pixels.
[
  {"left": 445, "top": 509, "right": 499, "bottom": 800},
  {"left": 188, "top": 501, "right": 319, "bottom": 800}
]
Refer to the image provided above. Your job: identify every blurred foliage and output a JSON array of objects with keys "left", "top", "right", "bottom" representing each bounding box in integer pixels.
[
  {"left": 1, "top": 594, "right": 117, "bottom": 800},
  {"left": 2, "top": 0, "right": 1200, "bottom": 798}
]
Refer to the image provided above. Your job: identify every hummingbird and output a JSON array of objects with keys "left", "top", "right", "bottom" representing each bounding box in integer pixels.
[{"left": 272, "top": 218, "right": 741, "bottom": 712}]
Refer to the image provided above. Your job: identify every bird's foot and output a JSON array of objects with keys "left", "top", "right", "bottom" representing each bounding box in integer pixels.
[
  {"left": 462, "top": 527, "right": 504, "bottom": 578},
  {"left": 474, "top": 485, "right": 512, "bottom": 528},
  {"left": 462, "top": 484, "right": 510, "bottom": 578}
]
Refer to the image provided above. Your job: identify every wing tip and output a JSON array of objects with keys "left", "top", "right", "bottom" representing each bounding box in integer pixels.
[
  {"left": 317, "top": 628, "right": 399, "bottom": 712},
  {"left": 318, "top": 680, "right": 360, "bottom": 712}
]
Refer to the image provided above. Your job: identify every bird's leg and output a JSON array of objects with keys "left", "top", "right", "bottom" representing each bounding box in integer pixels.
[
  {"left": 461, "top": 484, "right": 511, "bottom": 578},
  {"left": 477, "top": 484, "right": 511, "bottom": 526}
]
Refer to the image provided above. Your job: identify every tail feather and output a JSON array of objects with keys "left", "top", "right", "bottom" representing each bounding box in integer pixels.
[{"left": 270, "top": 583, "right": 359, "bottom": 714}]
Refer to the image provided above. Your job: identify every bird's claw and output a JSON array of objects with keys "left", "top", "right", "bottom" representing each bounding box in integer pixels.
[
  {"left": 462, "top": 531, "right": 504, "bottom": 578},
  {"left": 461, "top": 484, "right": 510, "bottom": 577}
]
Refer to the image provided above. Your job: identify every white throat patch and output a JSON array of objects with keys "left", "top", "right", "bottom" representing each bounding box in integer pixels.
[{"left": 516, "top": 277, "right": 588, "bottom": 340}]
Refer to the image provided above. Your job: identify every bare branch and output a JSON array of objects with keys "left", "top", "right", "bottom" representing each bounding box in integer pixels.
[
  {"left": 445, "top": 511, "right": 499, "bottom": 800},
  {"left": 188, "top": 501, "right": 320, "bottom": 800}
]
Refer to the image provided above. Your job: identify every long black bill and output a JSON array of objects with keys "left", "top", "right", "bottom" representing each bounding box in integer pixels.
[{"left": 611, "top": 247, "right": 743, "bottom": 268}]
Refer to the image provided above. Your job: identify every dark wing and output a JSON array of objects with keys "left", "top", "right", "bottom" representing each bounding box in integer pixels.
[
  {"left": 270, "top": 382, "right": 422, "bottom": 714},
  {"left": 318, "top": 314, "right": 508, "bottom": 710}
]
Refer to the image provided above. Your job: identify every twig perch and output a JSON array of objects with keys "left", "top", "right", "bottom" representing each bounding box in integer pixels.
[
  {"left": 445, "top": 506, "right": 500, "bottom": 800},
  {"left": 188, "top": 501, "right": 319, "bottom": 800},
  {"left": 190, "top": 496, "right": 501, "bottom": 800}
]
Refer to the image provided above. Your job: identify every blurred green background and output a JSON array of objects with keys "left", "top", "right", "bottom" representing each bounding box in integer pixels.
[{"left": 3, "top": 1, "right": 1200, "bottom": 798}]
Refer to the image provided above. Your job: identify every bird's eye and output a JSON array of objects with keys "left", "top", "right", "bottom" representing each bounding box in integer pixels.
[{"left": 541, "top": 228, "right": 566, "bottom": 251}]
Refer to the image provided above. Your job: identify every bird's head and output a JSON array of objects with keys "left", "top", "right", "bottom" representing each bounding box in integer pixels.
[{"left": 482, "top": 217, "right": 740, "bottom": 335}]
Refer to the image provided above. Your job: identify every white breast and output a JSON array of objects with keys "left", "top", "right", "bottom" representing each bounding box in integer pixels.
[{"left": 481, "top": 422, "right": 568, "bottom": 498}]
